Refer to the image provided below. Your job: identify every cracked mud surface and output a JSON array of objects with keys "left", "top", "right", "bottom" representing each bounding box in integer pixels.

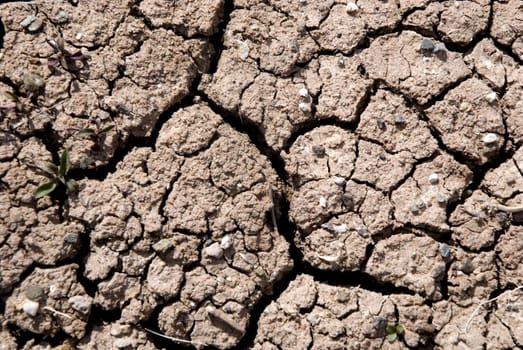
[{"left": 1, "top": 1, "right": 522, "bottom": 349}]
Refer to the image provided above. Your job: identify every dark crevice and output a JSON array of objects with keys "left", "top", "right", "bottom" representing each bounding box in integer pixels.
[{"left": 199, "top": 92, "right": 287, "bottom": 182}]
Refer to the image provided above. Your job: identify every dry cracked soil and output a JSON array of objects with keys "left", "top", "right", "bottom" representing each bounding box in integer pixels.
[{"left": 0, "top": 0, "right": 522, "bottom": 349}]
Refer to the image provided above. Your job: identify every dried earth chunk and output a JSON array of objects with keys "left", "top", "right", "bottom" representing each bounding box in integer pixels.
[
  {"left": 253, "top": 274, "right": 434, "bottom": 349},
  {"left": 391, "top": 153, "right": 472, "bottom": 232},
  {"left": 491, "top": 0, "right": 523, "bottom": 60},
  {"left": 426, "top": 78, "right": 505, "bottom": 165},
  {"left": 404, "top": 1, "right": 489, "bottom": 45},
  {"left": 450, "top": 190, "right": 509, "bottom": 251},
  {"left": 69, "top": 103, "right": 292, "bottom": 348},
  {"left": 139, "top": 0, "right": 224, "bottom": 36},
  {"left": 362, "top": 31, "right": 471, "bottom": 105},
  {"left": 5, "top": 264, "right": 91, "bottom": 339},
  {"left": 496, "top": 226, "right": 523, "bottom": 287},
  {"left": 365, "top": 233, "right": 446, "bottom": 299}
]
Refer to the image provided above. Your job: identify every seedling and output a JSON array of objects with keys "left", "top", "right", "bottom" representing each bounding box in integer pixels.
[
  {"left": 77, "top": 118, "right": 115, "bottom": 151},
  {"left": 46, "top": 36, "right": 87, "bottom": 73},
  {"left": 385, "top": 324, "right": 404, "bottom": 342},
  {"left": 35, "top": 149, "right": 78, "bottom": 198},
  {"left": 0, "top": 91, "right": 26, "bottom": 118}
]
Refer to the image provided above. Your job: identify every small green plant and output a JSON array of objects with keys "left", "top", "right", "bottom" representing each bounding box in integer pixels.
[
  {"left": 0, "top": 91, "right": 26, "bottom": 118},
  {"left": 77, "top": 118, "right": 115, "bottom": 154},
  {"left": 385, "top": 324, "right": 404, "bottom": 343},
  {"left": 46, "top": 37, "right": 87, "bottom": 73},
  {"left": 35, "top": 149, "right": 78, "bottom": 198}
]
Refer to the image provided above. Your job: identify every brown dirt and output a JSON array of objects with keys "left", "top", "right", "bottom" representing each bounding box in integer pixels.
[{"left": 1, "top": 1, "right": 522, "bottom": 349}]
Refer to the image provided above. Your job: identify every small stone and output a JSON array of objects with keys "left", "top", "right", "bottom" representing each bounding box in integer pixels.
[
  {"left": 220, "top": 235, "right": 233, "bottom": 250},
  {"left": 431, "top": 264, "right": 446, "bottom": 279},
  {"left": 298, "top": 102, "right": 312, "bottom": 113},
  {"left": 432, "top": 43, "right": 447, "bottom": 53},
  {"left": 334, "top": 177, "right": 346, "bottom": 186},
  {"left": 299, "top": 87, "right": 309, "bottom": 97},
  {"left": 76, "top": 32, "right": 83, "bottom": 40},
  {"left": 394, "top": 114, "right": 406, "bottom": 127},
  {"left": 152, "top": 239, "right": 172, "bottom": 254},
  {"left": 485, "top": 92, "right": 498, "bottom": 103},
  {"left": 205, "top": 242, "right": 223, "bottom": 258},
  {"left": 378, "top": 153, "right": 386, "bottom": 161},
  {"left": 110, "top": 324, "right": 131, "bottom": 336},
  {"left": 459, "top": 259, "right": 474, "bottom": 274},
  {"left": 55, "top": 11, "right": 68, "bottom": 24},
  {"left": 332, "top": 224, "right": 348, "bottom": 234},
  {"left": 409, "top": 204, "right": 419, "bottom": 214},
  {"left": 236, "top": 40, "right": 249, "bottom": 60},
  {"left": 428, "top": 173, "right": 439, "bottom": 185},
  {"left": 376, "top": 118, "right": 386, "bottom": 130},
  {"left": 346, "top": 2, "right": 359, "bottom": 13},
  {"left": 113, "top": 338, "right": 133, "bottom": 349},
  {"left": 27, "top": 18, "right": 43, "bottom": 32},
  {"left": 356, "top": 228, "right": 369, "bottom": 238},
  {"left": 64, "top": 233, "right": 79, "bottom": 244},
  {"left": 336, "top": 289, "right": 350, "bottom": 302},
  {"left": 420, "top": 38, "right": 434, "bottom": 51},
  {"left": 319, "top": 196, "right": 327, "bottom": 208},
  {"left": 312, "top": 145, "right": 325, "bottom": 156},
  {"left": 22, "top": 300, "right": 39, "bottom": 317},
  {"left": 436, "top": 194, "right": 447, "bottom": 205},
  {"left": 438, "top": 243, "right": 450, "bottom": 258},
  {"left": 20, "top": 15, "right": 36, "bottom": 28},
  {"left": 373, "top": 317, "right": 387, "bottom": 331},
  {"left": 482, "top": 133, "right": 498, "bottom": 145},
  {"left": 417, "top": 200, "right": 426, "bottom": 209},
  {"left": 68, "top": 295, "right": 92, "bottom": 314},
  {"left": 25, "top": 284, "right": 45, "bottom": 301}
]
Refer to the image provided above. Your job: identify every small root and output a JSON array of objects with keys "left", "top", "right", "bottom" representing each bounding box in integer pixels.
[
  {"left": 144, "top": 328, "right": 207, "bottom": 347},
  {"left": 42, "top": 306, "right": 72, "bottom": 319},
  {"left": 463, "top": 285, "right": 523, "bottom": 333}
]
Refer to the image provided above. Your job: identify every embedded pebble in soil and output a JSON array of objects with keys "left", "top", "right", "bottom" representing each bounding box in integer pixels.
[{"left": 426, "top": 78, "right": 506, "bottom": 165}]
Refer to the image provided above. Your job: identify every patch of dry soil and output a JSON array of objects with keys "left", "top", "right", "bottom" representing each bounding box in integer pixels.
[{"left": 1, "top": 1, "right": 522, "bottom": 349}]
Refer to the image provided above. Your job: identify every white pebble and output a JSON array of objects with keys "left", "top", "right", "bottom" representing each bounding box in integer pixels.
[
  {"left": 114, "top": 338, "right": 133, "bottom": 349},
  {"left": 319, "top": 197, "right": 327, "bottom": 208},
  {"left": 220, "top": 235, "right": 233, "bottom": 250},
  {"left": 76, "top": 32, "right": 83, "bottom": 40},
  {"left": 428, "top": 173, "right": 439, "bottom": 185},
  {"left": 68, "top": 295, "right": 92, "bottom": 314},
  {"left": 20, "top": 15, "right": 36, "bottom": 28},
  {"left": 236, "top": 40, "right": 249, "bottom": 60},
  {"left": 22, "top": 300, "right": 39, "bottom": 317},
  {"left": 482, "top": 133, "right": 498, "bottom": 145},
  {"left": 333, "top": 224, "right": 348, "bottom": 234},
  {"left": 299, "top": 87, "right": 309, "bottom": 97},
  {"left": 298, "top": 102, "right": 312, "bottom": 113},
  {"left": 484, "top": 91, "right": 498, "bottom": 103},
  {"left": 334, "top": 177, "right": 346, "bottom": 186},
  {"left": 346, "top": 2, "right": 359, "bottom": 13},
  {"left": 205, "top": 242, "right": 224, "bottom": 258}
]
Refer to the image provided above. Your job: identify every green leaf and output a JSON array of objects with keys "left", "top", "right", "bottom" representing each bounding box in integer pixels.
[
  {"left": 56, "top": 37, "right": 65, "bottom": 52},
  {"left": 77, "top": 128, "right": 96, "bottom": 137},
  {"left": 66, "top": 179, "right": 79, "bottom": 193},
  {"left": 35, "top": 181, "right": 57, "bottom": 198},
  {"left": 386, "top": 333, "right": 397, "bottom": 343},
  {"left": 60, "top": 56, "right": 69, "bottom": 70},
  {"left": 385, "top": 325, "right": 396, "bottom": 334},
  {"left": 99, "top": 125, "right": 114, "bottom": 134},
  {"left": 40, "top": 161, "right": 58, "bottom": 175},
  {"left": 395, "top": 325, "right": 405, "bottom": 335},
  {"left": 59, "top": 149, "right": 70, "bottom": 177}
]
